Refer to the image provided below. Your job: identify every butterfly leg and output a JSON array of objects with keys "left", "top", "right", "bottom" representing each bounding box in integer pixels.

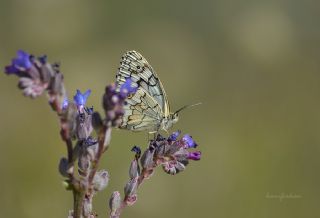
[{"left": 147, "top": 131, "right": 157, "bottom": 141}]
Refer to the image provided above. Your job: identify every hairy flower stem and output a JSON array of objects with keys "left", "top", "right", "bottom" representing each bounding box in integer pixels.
[
  {"left": 73, "top": 189, "right": 86, "bottom": 218},
  {"left": 51, "top": 95, "right": 85, "bottom": 217},
  {"left": 71, "top": 125, "right": 110, "bottom": 217},
  {"left": 88, "top": 125, "right": 109, "bottom": 187},
  {"left": 137, "top": 169, "right": 151, "bottom": 186},
  {"left": 65, "top": 139, "right": 74, "bottom": 167},
  {"left": 111, "top": 169, "right": 151, "bottom": 217}
]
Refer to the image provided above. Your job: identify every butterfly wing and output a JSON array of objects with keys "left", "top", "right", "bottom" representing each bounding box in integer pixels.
[
  {"left": 120, "top": 87, "right": 163, "bottom": 132},
  {"left": 116, "top": 50, "right": 170, "bottom": 117}
]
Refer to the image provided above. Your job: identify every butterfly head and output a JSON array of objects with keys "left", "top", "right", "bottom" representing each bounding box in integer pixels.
[
  {"left": 171, "top": 112, "right": 179, "bottom": 123},
  {"left": 163, "top": 103, "right": 202, "bottom": 131},
  {"left": 162, "top": 113, "right": 179, "bottom": 131},
  {"left": 168, "top": 112, "right": 180, "bottom": 127}
]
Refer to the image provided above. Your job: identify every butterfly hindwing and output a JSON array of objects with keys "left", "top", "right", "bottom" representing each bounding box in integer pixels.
[{"left": 120, "top": 87, "right": 163, "bottom": 131}]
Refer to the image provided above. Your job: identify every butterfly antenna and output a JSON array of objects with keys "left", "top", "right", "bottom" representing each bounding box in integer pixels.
[{"left": 174, "top": 102, "right": 202, "bottom": 114}]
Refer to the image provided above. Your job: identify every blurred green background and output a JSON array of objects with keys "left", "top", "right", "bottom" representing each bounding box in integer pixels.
[{"left": 1, "top": 0, "right": 320, "bottom": 217}]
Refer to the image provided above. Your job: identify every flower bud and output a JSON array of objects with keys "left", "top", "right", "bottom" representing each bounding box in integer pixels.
[
  {"left": 182, "top": 134, "right": 198, "bottom": 148},
  {"left": 62, "top": 180, "right": 73, "bottom": 190},
  {"left": 40, "top": 63, "right": 55, "bottom": 85},
  {"left": 173, "top": 149, "right": 189, "bottom": 162},
  {"left": 93, "top": 170, "right": 109, "bottom": 192},
  {"left": 131, "top": 145, "right": 141, "bottom": 157},
  {"left": 140, "top": 149, "right": 154, "bottom": 169},
  {"left": 91, "top": 112, "right": 103, "bottom": 131},
  {"left": 84, "top": 113, "right": 93, "bottom": 136},
  {"left": 109, "top": 191, "right": 121, "bottom": 217},
  {"left": 168, "top": 130, "right": 181, "bottom": 141},
  {"left": 18, "top": 77, "right": 47, "bottom": 98},
  {"left": 187, "top": 151, "right": 202, "bottom": 161},
  {"left": 87, "top": 143, "right": 98, "bottom": 161},
  {"left": 129, "top": 159, "right": 140, "bottom": 179},
  {"left": 125, "top": 194, "right": 137, "bottom": 206},
  {"left": 58, "top": 157, "right": 69, "bottom": 177},
  {"left": 49, "top": 71, "right": 64, "bottom": 94},
  {"left": 61, "top": 102, "right": 78, "bottom": 140},
  {"left": 78, "top": 153, "right": 90, "bottom": 177},
  {"left": 83, "top": 198, "right": 92, "bottom": 217},
  {"left": 174, "top": 161, "right": 186, "bottom": 174},
  {"left": 76, "top": 122, "right": 87, "bottom": 140},
  {"left": 124, "top": 177, "right": 138, "bottom": 197},
  {"left": 76, "top": 113, "right": 93, "bottom": 140},
  {"left": 162, "top": 162, "right": 177, "bottom": 175}
]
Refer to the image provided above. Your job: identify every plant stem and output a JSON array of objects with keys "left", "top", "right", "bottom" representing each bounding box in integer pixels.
[
  {"left": 88, "top": 125, "right": 108, "bottom": 187},
  {"left": 113, "top": 168, "right": 151, "bottom": 217},
  {"left": 66, "top": 138, "right": 73, "bottom": 164},
  {"left": 73, "top": 189, "right": 85, "bottom": 218}
]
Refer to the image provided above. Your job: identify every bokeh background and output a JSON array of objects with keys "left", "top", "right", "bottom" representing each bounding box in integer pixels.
[{"left": 0, "top": 0, "right": 319, "bottom": 217}]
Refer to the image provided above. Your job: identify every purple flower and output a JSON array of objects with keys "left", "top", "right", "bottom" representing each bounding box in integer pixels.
[
  {"left": 62, "top": 97, "right": 69, "bottom": 110},
  {"left": 103, "top": 83, "right": 126, "bottom": 127},
  {"left": 38, "top": 55, "right": 47, "bottom": 64},
  {"left": 187, "top": 151, "right": 201, "bottom": 161},
  {"left": 168, "top": 130, "right": 181, "bottom": 141},
  {"left": 84, "top": 136, "right": 98, "bottom": 146},
  {"left": 131, "top": 145, "right": 141, "bottom": 155},
  {"left": 5, "top": 65, "right": 19, "bottom": 74},
  {"left": 73, "top": 89, "right": 91, "bottom": 107},
  {"left": 120, "top": 78, "right": 137, "bottom": 97},
  {"left": 182, "top": 134, "right": 197, "bottom": 148},
  {"left": 5, "top": 50, "right": 32, "bottom": 74},
  {"left": 85, "top": 106, "right": 94, "bottom": 115}
]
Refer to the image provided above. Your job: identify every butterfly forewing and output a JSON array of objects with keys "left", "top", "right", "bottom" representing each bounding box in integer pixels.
[{"left": 116, "top": 51, "right": 170, "bottom": 116}]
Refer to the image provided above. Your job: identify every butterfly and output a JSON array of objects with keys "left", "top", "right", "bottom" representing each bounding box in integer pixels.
[{"left": 116, "top": 50, "right": 200, "bottom": 133}]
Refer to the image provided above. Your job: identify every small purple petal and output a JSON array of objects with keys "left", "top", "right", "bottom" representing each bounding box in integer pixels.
[
  {"left": 14, "top": 50, "right": 32, "bottom": 69},
  {"left": 168, "top": 130, "right": 181, "bottom": 141},
  {"left": 131, "top": 145, "right": 141, "bottom": 155},
  {"left": 5, "top": 50, "right": 32, "bottom": 75},
  {"left": 62, "top": 97, "right": 69, "bottom": 109},
  {"left": 84, "top": 136, "right": 98, "bottom": 146},
  {"left": 38, "top": 55, "right": 47, "bottom": 64},
  {"left": 73, "top": 89, "right": 91, "bottom": 106},
  {"left": 187, "top": 151, "right": 201, "bottom": 161},
  {"left": 85, "top": 106, "right": 94, "bottom": 115},
  {"left": 5, "top": 65, "right": 19, "bottom": 74},
  {"left": 120, "top": 78, "right": 137, "bottom": 97},
  {"left": 83, "top": 89, "right": 91, "bottom": 101},
  {"left": 182, "top": 134, "right": 197, "bottom": 148}
]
